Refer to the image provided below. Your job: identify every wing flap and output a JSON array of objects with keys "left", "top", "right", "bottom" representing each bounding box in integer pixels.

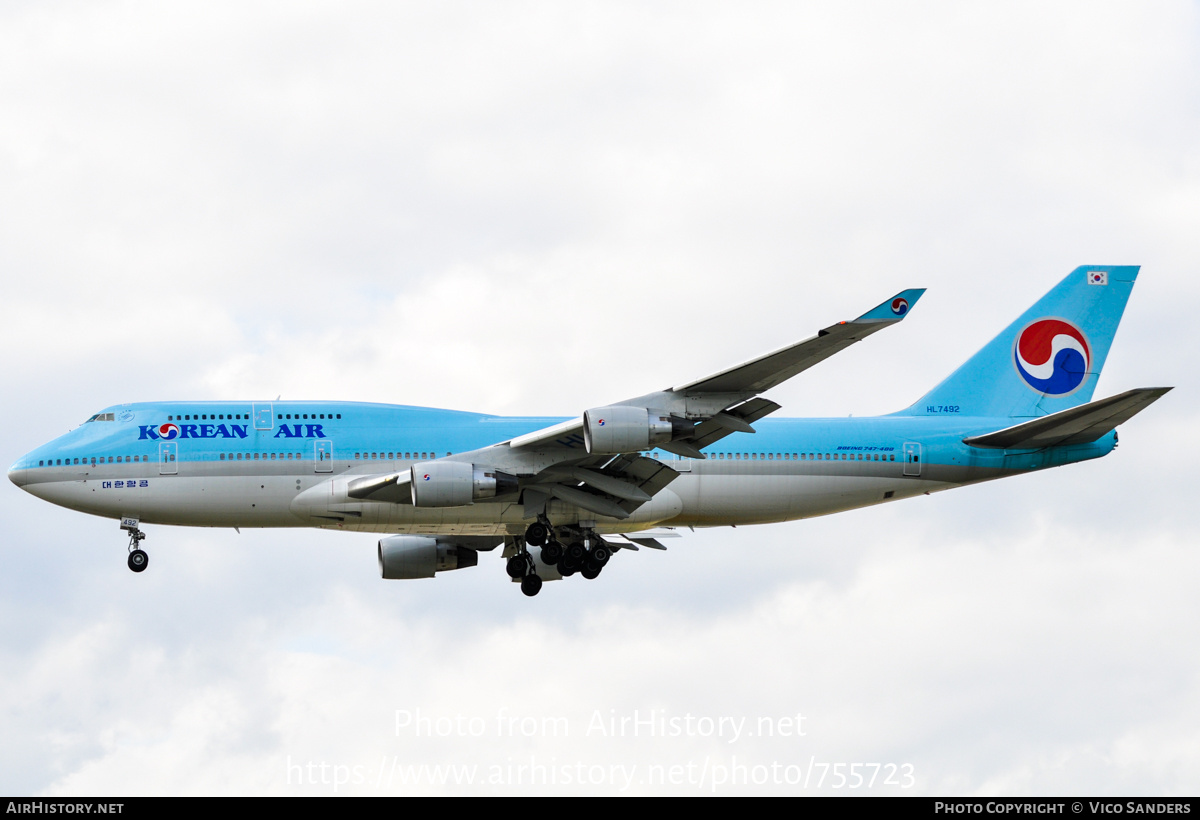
[
  {"left": 688, "top": 397, "right": 783, "bottom": 450},
  {"left": 546, "top": 483, "right": 632, "bottom": 520},
  {"left": 963, "top": 387, "right": 1172, "bottom": 449},
  {"left": 508, "top": 417, "right": 583, "bottom": 450},
  {"left": 614, "top": 529, "right": 683, "bottom": 550},
  {"left": 521, "top": 454, "right": 679, "bottom": 520}
]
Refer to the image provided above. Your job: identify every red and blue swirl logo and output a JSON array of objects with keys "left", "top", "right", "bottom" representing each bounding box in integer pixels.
[
  {"left": 891, "top": 298, "right": 909, "bottom": 316},
  {"left": 1014, "top": 318, "right": 1091, "bottom": 395},
  {"left": 157, "top": 423, "right": 180, "bottom": 440}
]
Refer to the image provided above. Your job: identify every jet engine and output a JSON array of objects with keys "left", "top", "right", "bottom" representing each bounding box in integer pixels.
[
  {"left": 409, "top": 461, "right": 518, "bottom": 507},
  {"left": 582, "top": 406, "right": 689, "bottom": 454},
  {"left": 378, "top": 535, "right": 480, "bottom": 579}
]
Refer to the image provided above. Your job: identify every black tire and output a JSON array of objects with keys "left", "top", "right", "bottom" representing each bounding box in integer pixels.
[
  {"left": 591, "top": 545, "right": 611, "bottom": 565},
  {"left": 541, "top": 541, "right": 563, "bottom": 564},
  {"left": 506, "top": 554, "right": 530, "bottom": 579},
  {"left": 566, "top": 541, "right": 586, "bottom": 562},
  {"left": 520, "top": 574, "right": 543, "bottom": 597},
  {"left": 525, "top": 522, "right": 548, "bottom": 547},
  {"left": 128, "top": 549, "right": 148, "bottom": 573},
  {"left": 581, "top": 564, "right": 601, "bottom": 580}
]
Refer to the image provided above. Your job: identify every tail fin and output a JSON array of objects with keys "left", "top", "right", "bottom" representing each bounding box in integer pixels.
[{"left": 898, "top": 265, "right": 1140, "bottom": 419}]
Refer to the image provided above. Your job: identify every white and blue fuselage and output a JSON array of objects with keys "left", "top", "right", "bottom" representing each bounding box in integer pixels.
[{"left": 7, "top": 400, "right": 1113, "bottom": 535}]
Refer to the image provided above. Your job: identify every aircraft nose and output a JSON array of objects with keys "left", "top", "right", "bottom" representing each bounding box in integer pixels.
[{"left": 8, "top": 460, "right": 28, "bottom": 488}]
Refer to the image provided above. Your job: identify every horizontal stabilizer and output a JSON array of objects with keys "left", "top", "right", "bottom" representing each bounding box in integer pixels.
[{"left": 963, "top": 387, "right": 1172, "bottom": 449}]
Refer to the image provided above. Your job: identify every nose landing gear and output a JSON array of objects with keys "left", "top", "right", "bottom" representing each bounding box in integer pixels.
[{"left": 121, "top": 517, "right": 148, "bottom": 573}]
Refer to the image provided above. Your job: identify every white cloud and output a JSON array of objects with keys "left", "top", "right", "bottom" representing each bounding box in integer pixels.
[{"left": 2, "top": 0, "right": 1197, "bottom": 796}]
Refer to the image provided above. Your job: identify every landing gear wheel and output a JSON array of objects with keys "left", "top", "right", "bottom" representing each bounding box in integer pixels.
[
  {"left": 581, "top": 563, "right": 601, "bottom": 580},
  {"left": 524, "top": 522, "right": 549, "bottom": 547},
  {"left": 541, "top": 541, "right": 563, "bottom": 564},
  {"left": 506, "top": 554, "right": 532, "bottom": 579},
  {"left": 123, "top": 521, "right": 148, "bottom": 573},
  {"left": 590, "top": 544, "right": 611, "bottom": 566},
  {"left": 566, "top": 541, "right": 587, "bottom": 563},
  {"left": 127, "top": 549, "right": 148, "bottom": 573},
  {"left": 520, "top": 574, "right": 543, "bottom": 597}
]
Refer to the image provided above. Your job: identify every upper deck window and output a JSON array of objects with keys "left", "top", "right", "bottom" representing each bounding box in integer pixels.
[{"left": 85, "top": 413, "right": 115, "bottom": 423}]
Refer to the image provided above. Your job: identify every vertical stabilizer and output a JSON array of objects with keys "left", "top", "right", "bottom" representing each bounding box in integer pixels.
[{"left": 897, "top": 266, "right": 1139, "bottom": 419}]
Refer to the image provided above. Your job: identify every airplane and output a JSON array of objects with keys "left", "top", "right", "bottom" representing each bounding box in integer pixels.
[{"left": 8, "top": 265, "right": 1171, "bottom": 597}]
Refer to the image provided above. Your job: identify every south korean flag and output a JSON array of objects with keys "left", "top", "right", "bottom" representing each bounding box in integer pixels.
[{"left": 1087, "top": 271, "right": 1108, "bottom": 285}]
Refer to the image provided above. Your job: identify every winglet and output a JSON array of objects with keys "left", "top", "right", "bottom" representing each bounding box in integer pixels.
[{"left": 853, "top": 288, "right": 927, "bottom": 324}]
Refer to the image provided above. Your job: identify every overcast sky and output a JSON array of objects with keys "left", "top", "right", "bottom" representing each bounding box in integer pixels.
[{"left": 2, "top": 1, "right": 1197, "bottom": 795}]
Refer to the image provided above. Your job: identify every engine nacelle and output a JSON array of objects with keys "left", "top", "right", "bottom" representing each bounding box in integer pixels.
[
  {"left": 409, "top": 461, "right": 518, "bottom": 507},
  {"left": 378, "top": 535, "right": 480, "bottom": 579},
  {"left": 583, "top": 406, "right": 684, "bottom": 454}
]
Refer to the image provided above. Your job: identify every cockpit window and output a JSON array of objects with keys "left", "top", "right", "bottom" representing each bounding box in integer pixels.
[{"left": 85, "top": 413, "right": 115, "bottom": 423}]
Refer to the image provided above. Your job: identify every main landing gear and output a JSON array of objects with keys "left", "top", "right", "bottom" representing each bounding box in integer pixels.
[
  {"left": 506, "top": 547, "right": 543, "bottom": 597},
  {"left": 506, "top": 532, "right": 543, "bottom": 598},
  {"left": 513, "top": 518, "right": 613, "bottom": 597},
  {"left": 121, "top": 518, "right": 148, "bottom": 573}
]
